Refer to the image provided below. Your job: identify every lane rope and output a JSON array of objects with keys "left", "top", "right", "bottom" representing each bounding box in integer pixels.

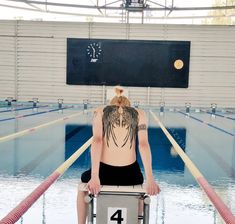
[
  {"left": 0, "top": 106, "right": 73, "bottom": 123},
  {"left": 0, "top": 137, "right": 92, "bottom": 224},
  {"left": 205, "top": 111, "right": 235, "bottom": 121},
  {"left": 0, "top": 105, "right": 48, "bottom": 114},
  {"left": 0, "top": 110, "right": 88, "bottom": 143},
  {"left": 150, "top": 110, "right": 235, "bottom": 224},
  {"left": 178, "top": 111, "right": 235, "bottom": 137}
]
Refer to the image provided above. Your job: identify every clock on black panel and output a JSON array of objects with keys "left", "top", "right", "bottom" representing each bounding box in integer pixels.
[{"left": 86, "top": 42, "right": 103, "bottom": 63}]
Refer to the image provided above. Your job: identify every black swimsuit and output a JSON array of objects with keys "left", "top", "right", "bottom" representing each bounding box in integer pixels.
[{"left": 81, "top": 161, "right": 143, "bottom": 186}]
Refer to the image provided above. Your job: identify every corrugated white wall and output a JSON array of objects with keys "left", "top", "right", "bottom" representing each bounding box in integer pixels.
[
  {"left": 0, "top": 21, "right": 16, "bottom": 99},
  {"left": 0, "top": 20, "right": 234, "bottom": 108}
]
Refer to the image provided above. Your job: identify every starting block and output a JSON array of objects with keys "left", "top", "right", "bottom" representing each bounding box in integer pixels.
[{"left": 79, "top": 183, "right": 151, "bottom": 224}]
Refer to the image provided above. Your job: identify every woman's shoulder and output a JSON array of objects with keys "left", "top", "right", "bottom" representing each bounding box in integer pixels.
[
  {"left": 93, "top": 106, "right": 104, "bottom": 114},
  {"left": 135, "top": 108, "right": 145, "bottom": 115}
]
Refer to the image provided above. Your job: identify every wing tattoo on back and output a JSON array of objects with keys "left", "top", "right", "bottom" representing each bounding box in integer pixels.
[{"left": 102, "top": 105, "right": 139, "bottom": 149}]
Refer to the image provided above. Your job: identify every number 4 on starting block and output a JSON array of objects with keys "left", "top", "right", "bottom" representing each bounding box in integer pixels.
[
  {"left": 108, "top": 207, "right": 127, "bottom": 224},
  {"left": 79, "top": 183, "right": 151, "bottom": 224},
  {"left": 96, "top": 193, "right": 139, "bottom": 224}
]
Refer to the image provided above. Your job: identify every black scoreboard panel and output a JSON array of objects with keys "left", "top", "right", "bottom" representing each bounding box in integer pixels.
[{"left": 67, "top": 38, "right": 190, "bottom": 88}]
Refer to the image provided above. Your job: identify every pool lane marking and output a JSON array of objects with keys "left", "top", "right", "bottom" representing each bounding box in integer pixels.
[
  {"left": 16, "top": 125, "right": 85, "bottom": 175},
  {"left": 200, "top": 110, "right": 235, "bottom": 121},
  {"left": 178, "top": 111, "right": 235, "bottom": 137},
  {"left": 0, "top": 110, "right": 86, "bottom": 143},
  {"left": 0, "top": 105, "right": 48, "bottom": 114},
  {"left": 55, "top": 137, "right": 92, "bottom": 174},
  {"left": 0, "top": 106, "right": 73, "bottom": 122},
  {"left": 150, "top": 111, "right": 235, "bottom": 224},
  {"left": 0, "top": 137, "right": 92, "bottom": 224},
  {"left": 185, "top": 127, "right": 235, "bottom": 179}
]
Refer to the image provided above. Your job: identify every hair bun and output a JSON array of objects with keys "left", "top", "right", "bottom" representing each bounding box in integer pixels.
[
  {"left": 114, "top": 86, "right": 124, "bottom": 97},
  {"left": 110, "top": 86, "right": 131, "bottom": 107}
]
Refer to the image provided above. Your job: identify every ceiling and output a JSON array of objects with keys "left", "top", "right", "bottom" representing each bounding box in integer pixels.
[{"left": 0, "top": 0, "right": 235, "bottom": 24}]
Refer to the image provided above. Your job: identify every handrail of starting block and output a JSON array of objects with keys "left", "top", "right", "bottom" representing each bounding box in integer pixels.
[{"left": 78, "top": 182, "right": 147, "bottom": 194}]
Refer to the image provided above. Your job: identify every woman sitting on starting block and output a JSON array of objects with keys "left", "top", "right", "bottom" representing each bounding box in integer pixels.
[{"left": 77, "top": 86, "right": 160, "bottom": 224}]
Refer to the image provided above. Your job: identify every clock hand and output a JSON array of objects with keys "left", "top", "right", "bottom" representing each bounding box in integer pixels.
[{"left": 91, "top": 46, "right": 96, "bottom": 58}]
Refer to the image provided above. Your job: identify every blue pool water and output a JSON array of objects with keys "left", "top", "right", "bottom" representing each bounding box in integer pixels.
[{"left": 0, "top": 106, "right": 234, "bottom": 224}]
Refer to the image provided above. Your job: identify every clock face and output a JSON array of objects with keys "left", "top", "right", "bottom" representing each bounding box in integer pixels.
[{"left": 86, "top": 42, "right": 102, "bottom": 61}]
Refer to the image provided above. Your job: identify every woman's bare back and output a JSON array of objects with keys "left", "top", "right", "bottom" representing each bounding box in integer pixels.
[{"left": 100, "top": 105, "right": 139, "bottom": 166}]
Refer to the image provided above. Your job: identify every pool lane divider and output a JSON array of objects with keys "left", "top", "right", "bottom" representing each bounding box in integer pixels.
[
  {"left": 0, "top": 109, "right": 88, "bottom": 143},
  {"left": 0, "top": 105, "right": 48, "bottom": 114},
  {"left": 150, "top": 111, "right": 235, "bottom": 224},
  {"left": 205, "top": 111, "right": 235, "bottom": 122},
  {"left": 0, "top": 106, "right": 73, "bottom": 123},
  {"left": 178, "top": 111, "right": 235, "bottom": 137},
  {"left": 0, "top": 137, "right": 93, "bottom": 224},
  {"left": 16, "top": 125, "right": 84, "bottom": 175}
]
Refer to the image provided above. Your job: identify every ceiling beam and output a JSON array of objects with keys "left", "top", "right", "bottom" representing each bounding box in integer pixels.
[
  {"left": 1, "top": 3, "right": 235, "bottom": 19},
  {"left": 4, "top": 0, "right": 235, "bottom": 11}
]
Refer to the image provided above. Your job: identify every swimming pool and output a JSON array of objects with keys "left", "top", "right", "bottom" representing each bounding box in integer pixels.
[{"left": 0, "top": 105, "right": 234, "bottom": 224}]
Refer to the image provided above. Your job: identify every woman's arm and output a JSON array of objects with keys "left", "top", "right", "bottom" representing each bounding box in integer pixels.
[
  {"left": 87, "top": 108, "right": 103, "bottom": 195},
  {"left": 137, "top": 109, "right": 160, "bottom": 195}
]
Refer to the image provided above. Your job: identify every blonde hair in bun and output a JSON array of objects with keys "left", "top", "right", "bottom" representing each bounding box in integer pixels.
[{"left": 110, "top": 86, "right": 131, "bottom": 107}]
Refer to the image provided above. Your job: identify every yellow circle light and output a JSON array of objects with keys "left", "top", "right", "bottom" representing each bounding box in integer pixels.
[{"left": 174, "top": 59, "right": 184, "bottom": 70}]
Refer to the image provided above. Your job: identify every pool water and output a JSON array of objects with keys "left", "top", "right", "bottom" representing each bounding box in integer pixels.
[{"left": 0, "top": 106, "right": 234, "bottom": 224}]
